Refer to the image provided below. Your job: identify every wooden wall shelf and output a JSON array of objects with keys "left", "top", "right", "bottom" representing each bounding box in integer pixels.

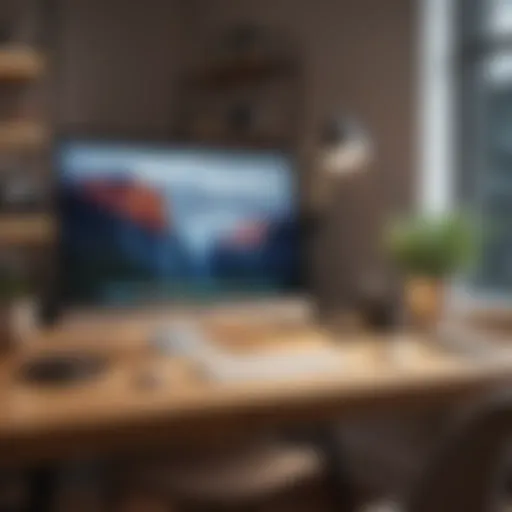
[
  {"left": 0, "top": 46, "right": 45, "bottom": 81},
  {"left": 0, "top": 122, "right": 47, "bottom": 152},
  {"left": 178, "top": 28, "right": 301, "bottom": 150},
  {"left": 175, "top": 133, "right": 293, "bottom": 149},
  {"left": 0, "top": 215, "right": 55, "bottom": 246},
  {"left": 189, "top": 59, "right": 293, "bottom": 92}
]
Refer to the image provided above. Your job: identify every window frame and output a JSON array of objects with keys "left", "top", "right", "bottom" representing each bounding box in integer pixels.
[{"left": 421, "top": 0, "right": 512, "bottom": 313}]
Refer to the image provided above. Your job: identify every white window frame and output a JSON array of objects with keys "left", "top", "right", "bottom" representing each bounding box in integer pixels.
[
  {"left": 418, "top": 0, "right": 456, "bottom": 215},
  {"left": 419, "top": 0, "right": 512, "bottom": 314}
]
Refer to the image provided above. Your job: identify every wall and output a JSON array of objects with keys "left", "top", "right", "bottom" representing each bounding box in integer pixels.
[
  {"left": 58, "top": 0, "right": 184, "bottom": 135},
  {"left": 57, "top": 0, "right": 416, "bottom": 306}
]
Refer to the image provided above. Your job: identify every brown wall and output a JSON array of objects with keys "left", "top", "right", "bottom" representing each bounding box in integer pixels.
[
  {"left": 58, "top": 0, "right": 416, "bottom": 306},
  {"left": 58, "top": 0, "right": 184, "bottom": 134}
]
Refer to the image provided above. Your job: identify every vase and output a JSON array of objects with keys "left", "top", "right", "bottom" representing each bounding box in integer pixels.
[{"left": 404, "top": 277, "right": 444, "bottom": 331}]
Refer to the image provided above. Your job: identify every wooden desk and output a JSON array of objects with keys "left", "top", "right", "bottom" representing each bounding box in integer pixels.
[{"left": 0, "top": 314, "right": 510, "bottom": 467}]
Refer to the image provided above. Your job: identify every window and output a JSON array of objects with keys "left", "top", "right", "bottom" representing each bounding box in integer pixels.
[
  {"left": 421, "top": 0, "right": 512, "bottom": 305},
  {"left": 457, "top": 0, "right": 512, "bottom": 295}
]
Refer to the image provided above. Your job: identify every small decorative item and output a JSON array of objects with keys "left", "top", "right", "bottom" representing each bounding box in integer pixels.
[
  {"left": 220, "top": 24, "right": 268, "bottom": 64},
  {"left": 0, "top": 172, "right": 44, "bottom": 212},
  {"left": 385, "top": 212, "right": 476, "bottom": 330},
  {"left": 0, "top": 264, "right": 35, "bottom": 354},
  {"left": 179, "top": 22, "right": 298, "bottom": 146},
  {"left": 356, "top": 273, "right": 400, "bottom": 331}
]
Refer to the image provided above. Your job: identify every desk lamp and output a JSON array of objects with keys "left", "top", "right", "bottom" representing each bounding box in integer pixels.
[
  {"left": 311, "top": 113, "right": 373, "bottom": 213},
  {"left": 310, "top": 112, "right": 378, "bottom": 323}
]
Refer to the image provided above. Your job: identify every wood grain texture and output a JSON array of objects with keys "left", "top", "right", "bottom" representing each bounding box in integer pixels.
[
  {"left": 0, "top": 47, "right": 45, "bottom": 81},
  {"left": 0, "top": 214, "right": 55, "bottom": 246},
  {"left": 0, "top": 122, "right": 47, "bottom": 151},
  {"left": 0, "top": 312, "right": 509, "bottom": 466}
]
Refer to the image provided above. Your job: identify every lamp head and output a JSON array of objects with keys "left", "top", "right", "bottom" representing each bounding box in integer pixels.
[{"left": 319, "top": 115, "right": 373, "bottom": 177}]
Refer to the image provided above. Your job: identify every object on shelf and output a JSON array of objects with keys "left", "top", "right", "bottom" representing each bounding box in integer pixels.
[
  {"left": 0, "top": 257, "right": 35, "bottom": 354},
  {"left": 218, "top": 24, "right": 292, "bottom": 69},
  {"left": 0, "top": 122, "right": 47, "bottom": 151},
  {"left": 0, "top": 214, "right": 55, "bottom": 246},
  {"left": 190, "top": 24, "right": 292, "bottom": 91},
  {"left": 221, "top": 24, "right": 267, "bottom": 61},
  {"left": 0, "top": 46, "right": 44, "bottom": 81},
  {"left": 178, "top": 23, "right": 299, "bottom": 148},
  {"left": 0, "top": 172, "right": 46, "bottom": 212}
]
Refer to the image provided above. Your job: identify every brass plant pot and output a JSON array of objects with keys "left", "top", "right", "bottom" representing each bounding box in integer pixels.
[{"left": 404, "top": 277, "right": 444, "bottom": 330}]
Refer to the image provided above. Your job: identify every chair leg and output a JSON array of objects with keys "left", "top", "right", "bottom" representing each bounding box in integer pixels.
[
  {"left": 313, "top": 425, "right": 358, "bottom": 512},
  {"left": 26, "top": 466, "right": 58, "bottom": 512}
]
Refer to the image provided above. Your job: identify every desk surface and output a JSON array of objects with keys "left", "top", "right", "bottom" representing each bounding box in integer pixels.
[{"left": 0, "top": 311, "right": 509, "bottom": 465}]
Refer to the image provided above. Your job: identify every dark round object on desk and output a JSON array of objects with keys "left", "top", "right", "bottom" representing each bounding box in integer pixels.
[
  {"left": 357, "top": 282, "right": 401, "bottom": 332},
  {"left": 358, "top": 295, "right": 397, "bottom": 331},
  {"left": 18, "top": 353, "right": 108, "bottom": 387}
]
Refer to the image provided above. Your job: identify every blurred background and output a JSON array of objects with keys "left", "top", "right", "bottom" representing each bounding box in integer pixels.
[{"left": 1, "top": 1, "right": 512, "bottom": 512}]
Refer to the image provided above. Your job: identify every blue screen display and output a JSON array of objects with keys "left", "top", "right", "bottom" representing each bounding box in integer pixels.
[{"left": 58, "top": 141, "right": 301, "bottom": 305}]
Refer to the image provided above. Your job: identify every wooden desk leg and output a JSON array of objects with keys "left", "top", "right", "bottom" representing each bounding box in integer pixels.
[{"left": 26, "top": 466, "right": 58, "bottom": 512}]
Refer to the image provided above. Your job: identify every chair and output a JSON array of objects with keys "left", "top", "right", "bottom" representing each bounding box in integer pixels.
[
  {"left": 364, "top": 392, "right": 512, "bottom": 512},
  {"left": 117, "top": 441, "right": 328, "bottom": 511}
]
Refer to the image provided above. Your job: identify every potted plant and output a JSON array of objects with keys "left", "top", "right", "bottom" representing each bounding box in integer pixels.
[{"left": 385, "top": 212, "right": 476, "bottom": 329}]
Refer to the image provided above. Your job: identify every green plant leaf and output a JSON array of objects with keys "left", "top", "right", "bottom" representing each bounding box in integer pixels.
[{"left": 384, "top": 212, "right": 478, "bottom": 278}]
